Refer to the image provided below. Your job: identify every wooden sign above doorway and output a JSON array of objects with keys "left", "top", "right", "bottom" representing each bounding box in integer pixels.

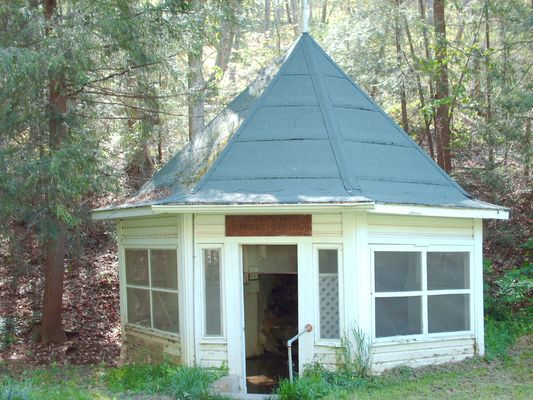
[{"left": 225, "top": 215, "right": 312, "bottom": 237}]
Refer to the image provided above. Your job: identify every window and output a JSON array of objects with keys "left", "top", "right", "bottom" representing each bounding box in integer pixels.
[
  {"left": 318, "top": 248, "right": 341, "bottom": 340},
  {"left": 125, "top": 248, "right": 179, "bottom": 334},
  {"left": 203, "top": 248, "right": 222, "bottom": 336},
  {"left": 373, "top": 249, "right": 471, "bottom": 339}
]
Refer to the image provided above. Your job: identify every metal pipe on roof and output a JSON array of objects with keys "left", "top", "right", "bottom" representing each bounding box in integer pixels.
[{"left": 302, "top": 0, "right": 310, "bottom": 33}]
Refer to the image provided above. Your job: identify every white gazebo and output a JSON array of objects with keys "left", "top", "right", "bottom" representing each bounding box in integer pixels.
[{"left": 93, "top": 33, "right": 508, "bottom": 394}]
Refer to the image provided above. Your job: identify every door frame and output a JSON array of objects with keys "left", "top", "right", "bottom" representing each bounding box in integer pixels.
[{"left": 233, "top": 241, "right": 315, "bottom": 394}]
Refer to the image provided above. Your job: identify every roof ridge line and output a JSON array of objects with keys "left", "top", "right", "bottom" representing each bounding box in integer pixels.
[
  {"left": 302, "top": 35, "right": 361, "bottom": 196},
  {"left": 306, "top": 35, "right": 471, "bottom": 198},
  {"left": 191, "top": 36, "right": 305, "bottom": 194}
]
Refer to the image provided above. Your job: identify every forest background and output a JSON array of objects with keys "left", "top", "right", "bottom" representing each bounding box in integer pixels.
[{"left": 0, "top": 0, "right": 531, "bottom": 367}]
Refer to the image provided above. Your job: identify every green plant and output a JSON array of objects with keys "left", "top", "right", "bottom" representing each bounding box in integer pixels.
[
  {"left": 338, "top": 324, "right": 373, "bottom": 377},
  {"left": 484, "top": 316, "right": 531, "bottom": 360},
  {"left": 484, "top": 247, "right": 533, "bottom": 321},
  {"left": 276, "top": 368, "right": 331, "bottom": 400},
  {"left": 105, "top": 363, "right": 227, "bottom": 399},
  {"left": 0, "top": 379, "right": 31, "bottom": 400}
]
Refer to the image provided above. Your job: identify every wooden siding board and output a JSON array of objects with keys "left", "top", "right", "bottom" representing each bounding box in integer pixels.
[{"left": 373, "top": 353, "right": 473, "bottom": 372}]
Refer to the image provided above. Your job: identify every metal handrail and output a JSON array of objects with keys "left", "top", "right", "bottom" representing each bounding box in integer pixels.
[{"left": 287, "top": 323, "right": 313, "bottom": 382}]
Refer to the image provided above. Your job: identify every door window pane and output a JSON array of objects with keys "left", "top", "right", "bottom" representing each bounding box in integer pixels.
[
  {"left": 127, "top": 288, "right": 150, "bottom": 327},
  {"left": 427, "top": 252, "right": 469, "bottom": 290},
  {"left": 428, "top": 294, "right": 470, "bottom": 333},
  {"left": 375, "top": 296, "right": 422, "bottom": 337},
  {"left": 319, "top": 249, "right": 340, "bottom": 339},
  {"left": 375, "top": 252, "right": 421, "bottom": 292},
  {"left": 150, "top": 250, "right": 178, "bottom": 290},
  {"left": 319, "top": 249, "right": 338, "bottom": 274},
  {"left": 152, "top": 291, "right": 179, "bottom": 334},
  {"left": 204, "top": 249, "right": 222, "bottom": 336},
  {"left": 125, "top": 249, "right": 149, "bottom": 285}
]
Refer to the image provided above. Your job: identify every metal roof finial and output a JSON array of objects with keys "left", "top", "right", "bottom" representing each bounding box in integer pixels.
[{"left": 302, "top": 0, "right": 310, "bottom": 33}]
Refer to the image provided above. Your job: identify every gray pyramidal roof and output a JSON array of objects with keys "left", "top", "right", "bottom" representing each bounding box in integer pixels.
[{"left": 106, "top": 33, "right": 501, "bottom": 211}]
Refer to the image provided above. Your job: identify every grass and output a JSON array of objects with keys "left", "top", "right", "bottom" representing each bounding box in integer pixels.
[
  {"left": 1, "top": 320, "right": 531, "bottom": 400},
  {"left": 276, "top": 316, "right": 533, "bottom": 400},
  {"left": 276, "top": 337, "right": 532, "bottom": 399},
  {"left": 0, "top": 363, "right": 230, "bottom": 400}
]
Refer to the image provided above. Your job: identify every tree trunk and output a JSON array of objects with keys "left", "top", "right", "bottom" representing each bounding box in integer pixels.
[
  {"left": 321, "top": 0, "right": 327, "bottom": 23},
  {"left": 41, "top": 0, "right": 67, "bottom": 344},
  {"left": 215, "top": 21, "right": 236, "bottom": 75},
  {"left": 274, "top": 0, "right": 282, "bottom": 55},
  {"left": 264, "top": 0, "right": 271, "bottom": 32},
  {"left": 286, "top": 0, "right": 292, "bottom": 23},
  {"left": 393, "top": 0, "right": 409, "bottom": 134},
  {"left": 41, "top": 218, "right": 67, "bottom": 343},
  {"left": 188, "top": 50, "right": 205, "bottom": 141},
  {"left": 229, "top": 27, "right": 240, "bottom": 83},
  {"left": 418, "top": 0, "right": 437, "bottom": 158},
  {"left": 484, "top": 0, "right": 495, "bottom": 168},
  {"left": 404, "top": 12, "right": 434, "bottom": 158},
  {"left": 525, "top": 113, "right": 532, "bottom": 178},
  {"left": 290, "top": 0, "right": 299, "bottom": 36},
  {"left": 433, "top": 0, "right": 452, "bottom": 172}
]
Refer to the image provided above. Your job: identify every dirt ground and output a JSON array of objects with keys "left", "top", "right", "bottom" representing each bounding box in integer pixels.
[{"left": 0, "top": 223, "right": 121, "bottom": 370}]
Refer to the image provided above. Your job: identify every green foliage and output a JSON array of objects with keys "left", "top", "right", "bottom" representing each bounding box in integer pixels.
[
  {"left": 105, "top": 363, "right": 227, "bottom": 399},
  {"left": 1, "top": 379, "right": 31, "bottom": 400},
  {"left": 276, "top": 363, "right": 375, "bottom": 400},
  {"left": 484, "top": 316, "right": 531, "bottom": 361},
  {"left": 484, "top": 240, "right": 533, "bottom": 320},
  {"left": 276, "top": 325, "right": 376, "bottom": 400},
  {"left": 1, "top": 364, "right": 230, "bottom": 400},
  {"left": 338, "top": 324, "right": 373, "bottom": 378}
]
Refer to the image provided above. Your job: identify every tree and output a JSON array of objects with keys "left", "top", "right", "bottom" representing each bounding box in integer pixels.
[
  {"left": 433, "top": 0, "right": 452, "bottom": 172},
  {"left": 0, "top": 0, "right": 229, "bottom": 343}
]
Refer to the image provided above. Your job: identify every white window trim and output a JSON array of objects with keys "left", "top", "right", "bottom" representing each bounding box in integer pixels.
[
  {"left": 198, "top": 244, "right": 226, "bottom": 341},
  {"left": 370, "top": 245, "right": 474, "bottom": 344},
  {"left": 122, "top": 245, "right": 180, "bottom": 338},
  {"left": 314, "top": 244, "right": 343, "bottom": 345}
]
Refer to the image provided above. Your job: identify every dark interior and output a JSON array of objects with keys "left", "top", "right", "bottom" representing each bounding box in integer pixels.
[{"left": 243, "top": 245, "right": 298, "bottom": 394}]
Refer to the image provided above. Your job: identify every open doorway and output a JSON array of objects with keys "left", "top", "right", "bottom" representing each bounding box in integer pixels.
[{"left": 242, "top": 245, "right": 298, "bottom": 394}]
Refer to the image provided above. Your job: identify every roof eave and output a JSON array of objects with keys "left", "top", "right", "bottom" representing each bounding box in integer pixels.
[
  {"left": 91, "top": 202, "right": 376, "bottom": 220},
  {"left": 91, "top": 201, "right": 509, "bottom": 221},
  {"left": 370, "top": 203, "right": 509, "bottom": 220}
]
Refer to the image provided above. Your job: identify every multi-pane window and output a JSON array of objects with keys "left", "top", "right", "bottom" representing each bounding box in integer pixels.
[
  {"left": 125, "top": 248, "right": 179, "bottom": 334},
  {"left": 373, "top": 250, "right": 470, "bottom": 339},
  {"left": 318, "top": 248, "right": 340, "bottom": 340},
  {"left": 203, "top": 248, "right": 222, "bottom": 336}
]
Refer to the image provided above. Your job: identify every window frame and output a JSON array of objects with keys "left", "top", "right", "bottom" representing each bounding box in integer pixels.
[
  {"left": 314, "top": 244, "right": 343, "bottom": 345},
  {"left": 198, "top": 244, "right": 226, "bottom": 340},
  {"left": 370, "top": 245, "right": 474, "bottom": 343},
  {"left": 122, "top": 246, "right": 180, "bottom": 337}
]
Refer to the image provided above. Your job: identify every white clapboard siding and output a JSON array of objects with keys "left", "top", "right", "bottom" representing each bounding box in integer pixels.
[
  {"left": 198, "top": 342, "right": 228, "bottom": 368},
  {"left": 368, "top": 215, "right": 474, "bottom": 243},
  {"left": 121, "top": 216, "right": 179, "bottom": 239},
  {"left": 371, "top": 337, "right": 475, "bottom": 372},
  {"left": 313, "top": 214, "right": 342, "bottom": 237},
  {"left": 314, "top": 345, "right": 340, "bottom": 370},
  {"left": 194, "top": 214, "right": 342, "bottom": 238},
  {"left": 195, "top": 215, "right": 225, "bottom": 238}
]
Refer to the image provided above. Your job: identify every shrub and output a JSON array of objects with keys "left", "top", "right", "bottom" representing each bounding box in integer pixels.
[
  {"left": 484, "top": 316, "right": 531, "bottom": 360},
  {"left": 484, "top": 241, "right": 533, "bottom": 321}
]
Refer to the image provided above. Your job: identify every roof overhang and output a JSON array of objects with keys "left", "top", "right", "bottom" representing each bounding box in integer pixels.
[
  {"left": 91, "top": 201, "right": 509, "bottom": 220},
  {"left": 91, "top": 202, "right": 375, "bottom": 220},
  {"left": 370, "top": 203, "right": 509, "bottom": 220}
]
